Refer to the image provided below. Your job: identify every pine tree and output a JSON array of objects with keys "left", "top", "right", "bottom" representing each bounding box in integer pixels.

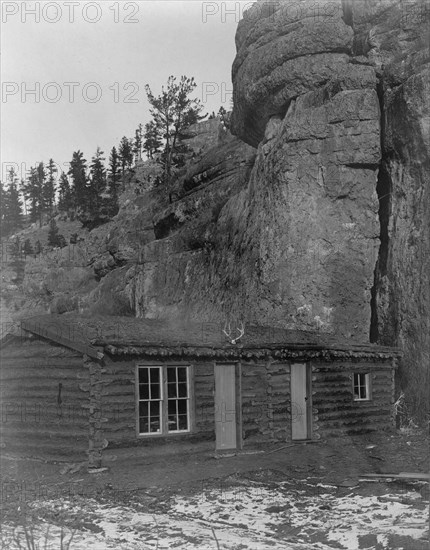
[
  {"left": 19, "top": 178, "right": 28, "bottom": 217},
  {"left": 2, "top": 169, "right": 23, "bottom": 235},
  {"left": 36, "top": 163, "right": 46, "bottom": 226},
  {"left": 44, "top": 158, "right": 57, "bottom": 214},
  {"left": 0, "top": 181, "right": 6, "bottom": 235},
  {"left": 107, "top": 146, "right": 120, "bottom": 216},
  {"left": 23, "top": 163, "right": 45, "bottom": 226},
  {"left": 118, "top": 136, "right": 134, "bottom": 181},
  {"left": 47, "top": 218, "right": 59, "bottom": 247},
  {"left": 143, "top": 121, "right": 162, "bottom": 160},
  {"left": 133, "top": 124, "right": 143, "bottom": 161},
  {"left": 145, "top": 75, "right": 205, "bottom": 185},
  {"left": 7, "top": 181, "right": 23, "bottom": 231},
  {"left": 68, "top": 151, "right": 88, "bottom": 211},
  {"left": 23, "top": 167, "right": 39, "bottom": 224},
  {"left": 86, "top": 147, "right": 107, "bottom": 224},
  {"left": 58, "top": 172, "right": 73, "bottom": 212}
]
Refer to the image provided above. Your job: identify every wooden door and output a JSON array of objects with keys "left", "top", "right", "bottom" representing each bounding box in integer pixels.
[
  {"left": 290, "top": 363, "right": 311, "bottom": 440},
  {"left": 215, "top": 364, "right": 237, "bottom": 450}
]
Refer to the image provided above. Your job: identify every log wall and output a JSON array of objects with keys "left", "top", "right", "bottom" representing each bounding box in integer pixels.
[
  {"left": 311, "top": 361, "right": 395, "bottom": 438},
  {"left": 99, "top": 357, "right": 395, "bottom": 449},
  {"left": 0, "top": 337, "right": 89, "bottom": 459},
  {"left": 99, "top": 358, "right": 216, "bottom": 448},
  {"left": 1, "top": 337, "right": 395, "bottom": 460},
  {"left": 241, "top": 362, "right": 291, "bottom": 445}
]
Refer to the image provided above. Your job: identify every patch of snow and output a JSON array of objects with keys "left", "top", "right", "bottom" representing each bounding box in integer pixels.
[{"left": 2, "top": 482, "right": 428, "bottom": 550}]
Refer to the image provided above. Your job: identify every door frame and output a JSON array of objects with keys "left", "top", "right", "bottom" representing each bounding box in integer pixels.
[
  {"left": 214, "top": 362, "right": 242, "bottom": 451},
  {"left": 290, "top": 362, "right": 312, "bottom": 440}
]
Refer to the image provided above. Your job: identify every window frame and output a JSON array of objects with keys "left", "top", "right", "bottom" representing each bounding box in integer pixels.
[
  {"left": 135, "top": 363, "right": 193, "bottom": 437},
  {"left": 352, "top": 372, "right": 371, "bottom": 402}
]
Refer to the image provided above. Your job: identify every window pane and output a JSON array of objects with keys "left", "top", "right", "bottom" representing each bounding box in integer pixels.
[
  {"left": 168, "top": 415, "right": 178, "bottom": 430},
  {"left": 150, "top": 383, "right": 160, "bottom": 400},
  {"left": 168, "top": 400, "right": 177, "bottom": 415},
  {"left": 139, "top": 384, "right": 149, "bottom": 400},
  {"left": 139, "top": 368, "right": 149, "bottom": 384},
  {"left": 168, "top": 383, "right": 177, "bottom": 398},
  {"left": 177, "top": 368, "right": 187, "bottom": 382},
  {"left": 178, "top": 383, "right": 188, "bottom": 397},
  {"left": 178, "top": 415, "right": 188, "bottom": 430},
  {"left": 150, "top": 401, "right": 160, "bottom": 416},
  {"left": 150, "top": 417, "right": 160, "bottom": 432},
  {"left": 167, "top": 367, "right": 177, "bottom": 383},
  {"left": 139, "top": 402, "right": 148, "bottom": 417},
  {"left": 150, "top": 367, "right": 160, "bottom": 384},
  {"left": 177, "top": 399, "right": 188, "bottom": 415}
]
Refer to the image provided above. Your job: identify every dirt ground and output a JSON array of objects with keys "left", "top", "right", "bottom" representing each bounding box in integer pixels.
[{"left": 1, "top": 429, "right": 429, "bottom": 549}]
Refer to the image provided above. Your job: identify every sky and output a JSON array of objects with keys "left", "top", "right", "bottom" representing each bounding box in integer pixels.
[{"left": 1, "top": 0, "right": 256, "bottom": 184}]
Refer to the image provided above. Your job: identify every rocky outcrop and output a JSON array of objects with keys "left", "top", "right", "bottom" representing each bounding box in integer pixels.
[
  {"left": 231, "top": 1, "right": 355, "bottom": 146},
  {"left": 131, "top": 131, "right": 256, "bottom": 320},
  {"left": 228, "top": 0, "right": 382, "bottom": 339},
  {"left": 230, "top": 0, "right": 429, "bottom": 417},
  {"left": 353, "top": 0, "right": 430, "bottom": 416}
]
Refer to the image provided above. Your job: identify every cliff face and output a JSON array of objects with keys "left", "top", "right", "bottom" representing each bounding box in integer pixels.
[
  {"left": 230, "top": 0, "right": 429, "bottom": 415},
  {"left": 229, "top": 1, "right": 382, "bottom": 339}
]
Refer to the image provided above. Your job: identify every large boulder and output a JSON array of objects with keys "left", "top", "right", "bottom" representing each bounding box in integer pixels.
[{"left": 231, "top": 0, "right": 354, "bottom": 146}]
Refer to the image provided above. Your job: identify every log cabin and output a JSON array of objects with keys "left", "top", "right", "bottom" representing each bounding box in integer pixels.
[{"left": 0, "top": 315, "right": 400, "bottom": 467}]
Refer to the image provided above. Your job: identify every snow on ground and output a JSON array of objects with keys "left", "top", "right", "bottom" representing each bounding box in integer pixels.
[{"left": 1, "top": 480, "right": 428, "bottom": 549}]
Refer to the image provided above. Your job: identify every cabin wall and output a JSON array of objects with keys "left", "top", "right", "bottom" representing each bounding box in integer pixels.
[
  {"left": 311, "top": 361, "right": 395, "bottom": 438},
  {"left": 193, "top": 361, "right": 215, "bottom": 438},
  {"left": 0, "top": 337, "right": 89, "bottom": 459},
  {"left": 241, "top": 361, "right": 291, "bottom": 446},
  {"left": 99, "top": 357, "right": 216, "bottom": 450},
  {"left": 97, "top": 355, "right": 395, "bottom": 452},
  {"left": 240, "top": 359, "right": 394, "bottom": 445}
]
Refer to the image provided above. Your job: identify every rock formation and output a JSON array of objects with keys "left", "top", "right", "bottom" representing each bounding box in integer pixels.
[{"left": 229, "top": 0, "right": 429, "bottom": 415}]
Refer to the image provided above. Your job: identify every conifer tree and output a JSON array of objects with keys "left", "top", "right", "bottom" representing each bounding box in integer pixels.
[
  {"left": 68, "top": 151, "right": 88, "bottom": 210},
  {"left": 36, "top": 163, "right": 46, "bottom": 226},
  {"left": 118, "top": 136, "right": 134, "bottom": 182},
  {"left": 47, "top": 218, "right": 59, "bottom": 247},
  {"left": 133, "top": 124, "right": 143, "bottom": 161},
  {"left": 23, "top": 163, "right": 45, "bottom": 226},
  {"left": 44, "top": 158, "right": 57, "bottom": 214},
  {"left": 108, "top": 146, "right": 120, "bottom": 216},
  {"left": 145, "top": 75, "right": 205, "bottom": 185},
  {"left": 0, "top": 181, "right": 6, "bottom": 235},
  {"left": 143, "top": 121, "right": 162, "bottom": 160},
  {"left": 58, "top": 172, "right": 73, "bottom": 212},
  {"left": 87, "top": 147, "right": 107, "bottom": 224},
  {"left": 7, "top": 180, "right": 23, "bottom": 231},
  {"left": 1, "top": 169, "right": 23, "bottom": 234}
]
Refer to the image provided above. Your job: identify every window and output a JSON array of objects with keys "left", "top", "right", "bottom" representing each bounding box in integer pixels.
[
  {"left": 137, "top": 365, "right": 190, "bottom": 435},
  {"left": 353, "top": 373, "right": 371, "bottom": 401}
]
